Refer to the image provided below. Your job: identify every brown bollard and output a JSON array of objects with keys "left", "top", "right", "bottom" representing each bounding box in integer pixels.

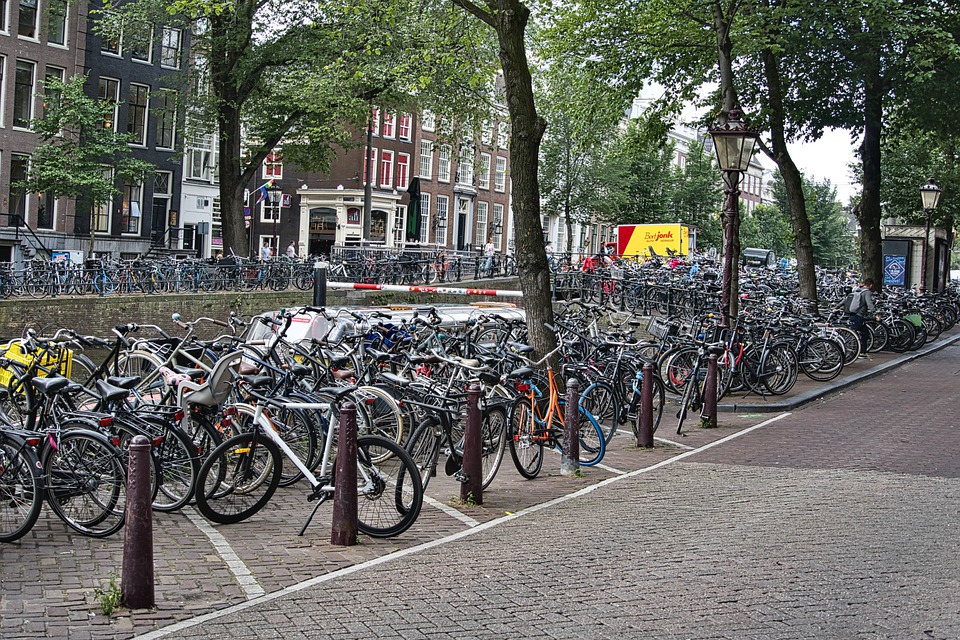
[
  {"left": 561, "top": 378, "right": 581, "bottom": 475},
  {"left": 701, "top": 354, "right": 718, "bottom": 428},
  {"left": 637, "top": 363, "right": 654, "bottom": 448},
  {"left": 460, "top": 385, "right": 483, "bottom": 505},
  {"left": 122, "top": 435, "right": 154, "bottom": 609},
  {"left": 330, "top": 402, "right": 358, "bottom": 546}
]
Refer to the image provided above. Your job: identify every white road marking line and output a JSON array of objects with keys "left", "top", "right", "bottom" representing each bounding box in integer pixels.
[
  {"left": 422, "top": 494, "right": 481, "bottom": 527},
  {"left": 617, "top": 428, "right": 696, "bottom": 450},
  {"left": 184, "top": 508, "right": 265, "bottom": 600},
  {"left": 137, "top": 411, "right": 792, "bottom": 640},
  {"left": 594, "top": 462, "right": 625, "bottom": 474}
]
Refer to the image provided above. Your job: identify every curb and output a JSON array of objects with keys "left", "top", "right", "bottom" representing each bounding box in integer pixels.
[{"left": 718, "top": 330, "right": 960, "bottom": 413}]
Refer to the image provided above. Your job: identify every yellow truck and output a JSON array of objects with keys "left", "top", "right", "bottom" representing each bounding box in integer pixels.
[{"left": 616, "top": 224, "right": 690, "bottom": 259}]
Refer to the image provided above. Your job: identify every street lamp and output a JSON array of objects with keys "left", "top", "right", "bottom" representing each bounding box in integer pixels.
[
  {"left": 709, "top": 104, "right": 759, "bottom": 326},
  {"left": 919, "top": 178, "right": 942, "bottom": 293},
  {"left": 266, "top": 183, "right": 283, "bottom": 255}
]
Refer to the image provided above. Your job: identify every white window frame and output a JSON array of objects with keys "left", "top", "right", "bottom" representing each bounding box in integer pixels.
[
  {"left": 127, "top": 82, "right": 149, "bottom": 147},
  {"left": 436, "top": 195, "right": 448, "bottom": 246},
  {"left": 456, "top": 145, "right": 474, "bottom": 186},
  {"left": 363, "top": 147, "right": 378, "bottom": 185},
  {"left": 493, "top": 203, "right": 504, "bottom": 248},
  {"left": 17, "top": 0, "right": 38, "bottom": 40},
  {"left": 130, "top": 25, "right": 153, "bottom": 63},
  {"left": 497, "top": 121, "right": 508, "bottom": 149},
  {"left": 12, "top": 59, "right": 35, "bottom": 130},
  {"left": 421, "top": 110, "right": 435, "bottom": 132},
  {"left": 154, "top": 90, "right": 176, "bottom": 149},
  {"left": 494, "top": 156, "right": 507, "bottom": 192},
  {"left": 437, "top": 144, "right": 451, "bottom": 183},
  {"left": 478, "top": 153, "right": 491, "bottom": 190},
  {"left": 380, "top": 149, "right": 394, "bottom": 189},
  {"left": 159, "top": 27, "right": 181, "bottom": 68},
  {"left": 393, "top": 204, "right": 405, "bottom": 244},
  {"left": 398, "top": 113, "right": 412, "bottom": 141},
  {"left": 0, "top": 56, "right": 7, "bottom": 127},
  {"left": 98, "top": 76, "right": 120, "bottom": 132},
  {"left": 419, "top": 140, "right": 433, "bottom": 180},
  {"left": 93, "top": 167, "right": 113, "bottom": 234},
  {"left": 0, "top": 0, "right": 8, "bottom": 34},
  {"left": 476, "top": 201, "right": 488, "bottom": 245},
  {"left": 419, "top": 192, "right": 430, "bottom": 243},
  {"left": 263, "top": 150, "right": 283, "bottom": 180},
  {"left": 46, "top": 0, "right": 68, "bottom": 48},
  {"left": 370, "top": 106, "right": 380, "bottom": 136},
  {"left": 396, "top": 152, "right": 410, "bottom": 190},
  {"left": 120, "top": 181, "right": 143, "bottom": 235},
  {"left": 382, "top": 112, "right": 396, "bottom": 139},
  {"left": 481, "top": 120, "right": 493, "bottom": 146}
]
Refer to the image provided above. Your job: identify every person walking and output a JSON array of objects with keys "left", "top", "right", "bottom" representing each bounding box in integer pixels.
[
  {"left": 286, "top": 241, "right": 297, "bottom": 259},
  {"left": 483, "top": 237, "right": 496, "bottom": 276},
  {"left": 545, "top": 240, "right": 555, "bottom": 271},
  {"left": 260, "top": 240, "right": 272, "bottom": 262},
  {"left": 845, "top": 277, "right": 879, "bottom": 358}
]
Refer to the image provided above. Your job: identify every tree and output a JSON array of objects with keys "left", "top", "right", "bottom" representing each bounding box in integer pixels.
[
  {"left": 16, "top": 74, "right": 154, "bottom": 255},
  {"left": 101, "top": 0, "right": 498, "bottom": 257},
  {"left": 451, "top": 0, "right": 557, "bottom": 364},
  {"left": 671, "top": 139, "right": 723, "bottom": 251},
  {"left": 740, "top": 203, "right": 792, "bottom": 259}
]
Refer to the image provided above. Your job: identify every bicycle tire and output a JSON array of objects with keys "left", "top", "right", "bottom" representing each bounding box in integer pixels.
[
  {"left": 356, "top": 385, "right": 404, "bottom": 445},
  {"left": 580, "top": 381, "right": 619, "bottom": 445},
  {"left": 761, "top": 344, "right": 799, "bottom": 395},
  {"left": 799, "top": 337, "right": 844, "bottom": 382},
  {"left": 479, "top": 403, "right": 507, "bottom": 489},
  {"left": 573, "top": 406, "right": 606, "bottom": 466},
  {"left": 886, "top": 319, "right": 914, "bottom": 353},
  {"left": 151, "top": 424, "right": 201, "bottom": 513},
  {"left": 0, "top": 432, "right": 43, "bottom": 543},
  {"left": 405, "top": 419, "right": 442, "bottom": 492},
  {"left": 507, "top": 397, "right": 544, "bottom": 479},
  {"left": 43, "top": 430, "right": 126, "bottom": 538},
  {"left": 352, "top": 435, "right": 423, "bottom": 538},
  {"left": 194, "top": 431, "right": 282, "bottom": 525}
]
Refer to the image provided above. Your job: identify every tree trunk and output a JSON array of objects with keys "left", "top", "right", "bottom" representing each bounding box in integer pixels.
[
  {"left": 858, "top": 52, "right": 884, "bottom": 290},
  {"left": 218, "top": 100, "right": 248, "bottom": 258},
  {"left": 761, "top": 49, "right": 818, "bottom": 312}
]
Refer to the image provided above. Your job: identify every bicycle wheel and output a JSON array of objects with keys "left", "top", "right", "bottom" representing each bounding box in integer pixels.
[
  {"left": 831, "top": 326, "right": 861, "bottom": 365},
  {"left": 507, "top": 397, "right": 543, "bottom": 479},
  {"left": 799, "top": 337, "right": 844, "bottom": 382},
  {"left": 886, "top": 319, "right": 915, "bottom": 353},
  {"left": 761, "top": 344, "right": 799, "bottom": 395},
  {"left": 43, "top": 430, "right": 126, "bottom": 537},
  {"left": 580, "top": 381, "right": 619, "bottom": 444},
  {"left": 628, "top": 372, "right": 666, "bottom": 435},
  {"left": 116, "top": 351, "right": 167, "bottom": 404},
  {"left": 864, "top": 321, "right": 887, "bottom": 352},
  {"left": 152, "top": 424, "right": 201, "bottom": 513},
  {"left": 479, "top": 403, "right": 507, "bottom": 489},
  {"left": 355, "top": 386, "right": 404, "bottom": 445},
  {"left": 194, "top": 431, "right": 282, "bottom": 525},
  {"left": 574, "top": 407, "right": 606, "bottom": 466},
  {"left": 0, "top": 433, "right": 43, "bottom": 543},
  {"left": 405, "top": 419, "right": 441, "bottom": 492},
  {"left": 353, "top": 435, "right": 423, "bottom": 538}
]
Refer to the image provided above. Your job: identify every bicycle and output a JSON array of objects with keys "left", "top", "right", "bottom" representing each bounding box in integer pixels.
[{"left": 194, "top": 385, "right": 423, "bottom": 538}]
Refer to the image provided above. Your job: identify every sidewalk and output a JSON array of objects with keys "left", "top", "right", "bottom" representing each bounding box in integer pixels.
[{"left": 1, "top": 327, "right": 957, "bottom": 639}]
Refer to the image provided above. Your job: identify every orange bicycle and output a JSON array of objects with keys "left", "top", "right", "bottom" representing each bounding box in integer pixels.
[{"left": 506, "top": 343, "right": 606, "bottom": 479}]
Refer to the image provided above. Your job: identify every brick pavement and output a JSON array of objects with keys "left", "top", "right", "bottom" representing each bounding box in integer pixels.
[{"left": 1, "top": 333, "right": 958, "bottom": 639}]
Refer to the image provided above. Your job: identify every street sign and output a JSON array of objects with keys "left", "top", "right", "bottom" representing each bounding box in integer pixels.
[{"left": 884, "top": 255, "right": 906, "bottom": 286}]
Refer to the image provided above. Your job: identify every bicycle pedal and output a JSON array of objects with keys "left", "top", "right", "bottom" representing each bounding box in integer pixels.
[{"left": 453, "top": 471, "right": 470, "bottom": 484}]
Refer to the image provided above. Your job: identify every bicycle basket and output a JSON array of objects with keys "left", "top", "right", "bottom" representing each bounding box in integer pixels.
[
  {"left": 903, "top": 312, "right": 923, "bottom": 328},
  {"left": 646, "top": 317, "right": 676, "bottom": 340},
  {"left": 0, "top": 340, "right": 73, "bottom": 387}
]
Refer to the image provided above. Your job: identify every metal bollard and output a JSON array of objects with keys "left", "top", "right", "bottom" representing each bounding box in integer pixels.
[
  {"left": 313, "top": 264, "right": 327, "bottom": 307},
  {"left": 122, "top": 435, "right": 154, "bottom": 609},
  {"left": 701, "top": 354, "right": 718, "bottom": 428},
  {"left": 637, "top": 363, "right": 654, "bottom": 448},
  {"left": 460, "top": 385, "right": 483, "bottom": 505},
  {"left": 330, "top": 402, "right": 358, "bottom": 546},
  {"left": 561, "top": 378, "right": 580, "bottom": 475}
]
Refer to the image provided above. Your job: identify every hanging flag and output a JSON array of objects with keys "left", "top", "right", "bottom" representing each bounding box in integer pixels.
[
  {"left": 406, "top": 177, "right": 421, "bottom": 241},
  {"left": 254, "top": 179, "right": 275, "bottom": 205}
]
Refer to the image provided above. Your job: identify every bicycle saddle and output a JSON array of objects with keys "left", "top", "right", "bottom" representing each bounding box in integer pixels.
[
  {"left": 95, "top": 379, "right": 129, "bottom": 404},
  {"left": 31, "top": 376, "right": 71, "bottom": 396},
  {"left": 107, "top": 375, "right": 141, "bottom": 389}
]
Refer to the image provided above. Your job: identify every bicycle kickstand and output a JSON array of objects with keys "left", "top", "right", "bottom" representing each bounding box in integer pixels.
[{"left": 298, "top": 498, "right": 326, "bottom": 537}]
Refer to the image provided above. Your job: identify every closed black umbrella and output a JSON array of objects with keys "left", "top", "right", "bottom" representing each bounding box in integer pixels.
[{"left": 406, "top": 177, "right": 421, "bottom": 242}]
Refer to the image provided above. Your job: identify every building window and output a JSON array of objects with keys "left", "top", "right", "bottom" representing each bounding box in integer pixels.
[
  {"left": 18, "top": 0, "right": 37, "bottom": 38},
  {"left": 478, "top": 153, "right": 491, "bottom": 190},
  {"left": 0, "top": 0, "right": 7, "bottom": 32},
  {"left": 42, "top": 66, "right": 64, "bottom": 118},
  {"left": 494, "top": 156, "right": 507, "bottom": 192},
  {"left": 476, "top": 201, "right": 488, "bottom": 244},
  {"left": 362, "top": 147, "right": 378, "bottom": 185},
  {"left": 369, "top": 106, "right": 380, "bottom": 136},
  {"left": 436, "top": 195, "right": 448, "bottom": 246},
  {"left": 382, "top": 112, "right": 396, "bottom": 139},
  {"left": 187, "top": 133, "right": 213, "bottom": 181},
  {"left": 419, "top": 140, "right": 433, "bottom": 180},
  {"left": 13, "top": 60, "right": 35, "bottom": 128},
  {"left": 153, "top": 91, "right": 176, "bottom": 149},
  {"left": 0, "top": 58, "right": 5, "bottom": 126},
  {"left": 481, "top": 120, "right": 493, "bottom": 146},
  {"left": 8, "top": 153, "right": 27, "bottom": 227},
  {"left": 127, "top": 83, "right": 149, "bottom": 146},
  {"left": 92, "top": 167, "right": 113, "bottom": 233},
  {"left": 437, "top": 144, "right": 451, "bottom": 183},
  {"left": 130, "top": 26, "right": 152, "bottom": 62},
  {"left": 456, "top": 145, "right": 474, "bottom": 186},
  {"left": 493, "top": 203, "right": 504, "bottom": 248},
  {"left": 398, "top": 113, "right": 412, "bottom": 141},
  {"left": 421, "top": 111, "right": 435, "bottom": 131},
  {"left": 380, "top": 149, "right": 393, "bottom": 188},
  {"left": 393, "top": 205, "right": 405, "bottom": 244},
  {"left": 263, "top": 151, "right": 282, "bottom": 179},
  {"left": 37, "top": 189, "right": 55, "bottom": 229},
  {"left": 97, "top": 76, "right": 120, "bottom": 130},
  {"left": 121, "top": 181, "right": 142, "bottom": 234},
  {"left": 497, "top": 121, "right": 509, "bottom": 149},
  {"left": 419, "top": 193, "right": 430, "bottom": 243},
  {"left": 160, "top": 27, "right": 181, "bottom": 68},
  {"left": 396, "top": 153, "right": 410, "bottom": 190},
  {"left": 100, "top": 12, "right": 121, "bottom": 55},
  {"left": 46, "top": 0, "right": 67, "bottom": 46}
]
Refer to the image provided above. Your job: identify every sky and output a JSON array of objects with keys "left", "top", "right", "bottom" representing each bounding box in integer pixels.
[{"left": 774, "top": 128, "right": 860, "bottom": 205}]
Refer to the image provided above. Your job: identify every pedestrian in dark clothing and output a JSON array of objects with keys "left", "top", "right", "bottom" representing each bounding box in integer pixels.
[{"left": 846, "top": 277, "right": 879, "bottom": 357}]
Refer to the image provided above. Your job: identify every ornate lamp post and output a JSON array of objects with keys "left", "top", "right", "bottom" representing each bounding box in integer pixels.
[
  {"left": 709, "top": 105, "right": 759, "bottom": 326},
  {"left": 919, "top": 178, "right": 942, "bottom": 293}
]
